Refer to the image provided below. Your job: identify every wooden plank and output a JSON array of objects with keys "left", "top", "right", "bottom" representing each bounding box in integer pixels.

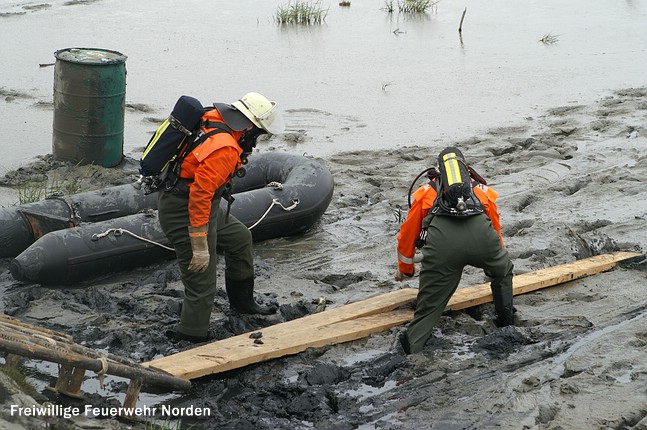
[
  {"left": 148, "top": 309, "right": 413, "bottom": 380},
  {"left": 146, "top": 251, "right": 641, "bottom": 380},
  {"left": 448, "top": 251, "right": 642, "bottom": 310},
  {"left": 146, "top": 288, "right": 419, "bottom": 366}
]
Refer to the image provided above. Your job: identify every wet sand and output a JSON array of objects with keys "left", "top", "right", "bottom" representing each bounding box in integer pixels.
[{"left": 1, "top": 88, "right": 647, "bottom": 429}]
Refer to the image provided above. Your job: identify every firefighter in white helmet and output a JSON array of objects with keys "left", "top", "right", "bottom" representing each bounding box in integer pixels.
[{"left": 160, "top": 92, "right": 285, "bottom": 343}]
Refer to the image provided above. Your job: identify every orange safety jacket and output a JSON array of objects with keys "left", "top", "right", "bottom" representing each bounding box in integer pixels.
[
  {"left": 179, "top": 109, "right": 244, "bottom": 228},
  {"left": 396, "top": 179, "right": 504, "bottom": 276}
]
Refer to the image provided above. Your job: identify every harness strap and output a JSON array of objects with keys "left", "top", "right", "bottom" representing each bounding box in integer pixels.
[{"left": 201, "top": 120, "right": 233, "bottom": 132}]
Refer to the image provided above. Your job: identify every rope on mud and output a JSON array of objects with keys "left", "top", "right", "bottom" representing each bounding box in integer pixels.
[
  {"left": 91, "top": 228, "right": 175, "bottom": 251},
  {"left": 248, "top": 182, "right": 299, "bottom": 230}
]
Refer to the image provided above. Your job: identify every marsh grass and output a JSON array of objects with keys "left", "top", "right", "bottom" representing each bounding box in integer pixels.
[
  {"left": 382, "top": 0, "right": 394, "bottom": 12},
  {"left": 398, "top": 0, "right": 437, "bottom": 13},
  {"left": 15, "top": 169, "right": 85, "bottom": 205},
  {"left": 276, "top": 0, "right": 328, "bottom": 24},
  {"left": 17, "top": 180, "right": 47, "bottom": 204},
  {"left": 383, "top": 0, "right": 437, "bottom": 14},
  {"left": 539, "top": 33, "right": 559, "bottom": 44}
]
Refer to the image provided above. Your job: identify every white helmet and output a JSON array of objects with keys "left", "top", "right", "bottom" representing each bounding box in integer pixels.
[{"left": 232, "top": 92, "right": 285, "bottom": 135}]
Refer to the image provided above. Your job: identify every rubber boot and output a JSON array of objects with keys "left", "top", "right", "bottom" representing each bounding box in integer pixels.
[
  {"left": 492, "top": 288, "right": 514, "bottom": 327},
  {"left": 225, "top": 277, "right": 278, "bottom": 315}
]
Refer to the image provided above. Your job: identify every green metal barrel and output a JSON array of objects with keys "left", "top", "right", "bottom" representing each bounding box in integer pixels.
[{"left": 52, "top": 48, "right": 127, "bottom": 167}]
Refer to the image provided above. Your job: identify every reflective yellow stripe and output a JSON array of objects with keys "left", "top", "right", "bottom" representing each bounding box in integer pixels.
[
  {"left": 442, "top": 152, "right": 462, "bottom": 185},
  {"left": 141, "top": 119, "right": 171, "bottom": 160}
]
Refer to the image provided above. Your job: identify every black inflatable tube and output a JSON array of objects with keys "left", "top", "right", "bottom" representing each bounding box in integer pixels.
[
  {"left": 10, "top": 153, "right": 333, "bottom": 285},
  {"left": 230, "top": 152, "right": 334, "bottom": 241},
  {"left": 9, "top": 213, "right": 174, "bottom": 284},
  {"left": 0, "top": 184, "right": 158, "bottom": 258}
]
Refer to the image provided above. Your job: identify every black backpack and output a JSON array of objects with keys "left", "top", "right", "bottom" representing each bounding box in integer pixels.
[
  {"left": 137, "top": 95, "right": 231, "bottom": 194},
  {"left": 430, "top": 147, "right": 485, "bottom": 217}
]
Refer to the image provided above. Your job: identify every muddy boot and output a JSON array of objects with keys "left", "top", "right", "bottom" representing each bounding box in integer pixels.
[
  {"left": 492, "top": 288, "right": 514, "bottom": 327},
  {"left": 225, "top": 277, "right": 278, "bottom": 315},
  {"left": 399, "top": 331, "right": 412, "bottom": 355},
  {"left": 165, "top": 329, "right": 213, "bottom": 344}
]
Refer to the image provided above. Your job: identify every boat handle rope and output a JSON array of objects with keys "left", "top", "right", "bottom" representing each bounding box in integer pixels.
[
  {"left": 248, "top": 181, "right": 299, "bottom": 230},
  {"left": 91, "top": 228, "right": 175, "bottom": 251},
  {"left": 90, "top": 181, "right": 299, "bottom": 249},
  {"left": 248, "top": 198, "right": 300, "bottom": 230}
]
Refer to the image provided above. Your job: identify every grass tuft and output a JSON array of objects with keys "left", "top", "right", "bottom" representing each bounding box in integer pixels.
[
  {"left": 14, "top": 165, "right": 87, "bottom": 205},
  {"left": 383, "top": 0, "right": 437, "bottom": 14},
  {"left": 539, "top": 33, "right": 559, "bottom": 44},
  {"left": 276, "top": 0, "right": 329, "bottom": 25},
  {"left": 398, "top": 0, "right": 437, "bottom": 13}
]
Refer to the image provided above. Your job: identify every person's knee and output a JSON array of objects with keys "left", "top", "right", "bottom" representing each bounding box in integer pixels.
[{"left": 485, "top": 258, "right": 514, "bottom": 281}]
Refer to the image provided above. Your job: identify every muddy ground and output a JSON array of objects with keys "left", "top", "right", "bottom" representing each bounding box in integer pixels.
[{"left": 2, "top": 87, "right": 647, "bottom": 429}]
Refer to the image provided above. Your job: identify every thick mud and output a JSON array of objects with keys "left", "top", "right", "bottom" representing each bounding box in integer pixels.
[{"left": 2, "top": 88, "right": 647, "bottom": 429}]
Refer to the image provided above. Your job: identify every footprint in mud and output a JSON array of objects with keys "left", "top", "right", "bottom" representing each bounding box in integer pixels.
[
  {"left": 551, "top": 179, "right": 588, "bottom": 196},
  {"left": 540, "top": 315, "right": 593, "bottom": 333},
  {"left": 515, "top": 249, "right": 557, "bottom": 263},
  {"left": 628, "top": 331, "right": 647, "bottom": 348},
  {"left": 590, "top": 118, "right": 616, "bottom": 132},
  {"left": 317, "top": 272, "right": 374, "bottom": 289},
  {"left": 512, "top": 194, "right": 539, "bottom": 213},
  {"left": 562, "top": 291, "right": 606, "bottom": 303},
  {"left": 503, "top": 219, "right": 534, "bottom": 237},
  {"left": 571, "top": 219, "right": 613, "bottom": 233}
]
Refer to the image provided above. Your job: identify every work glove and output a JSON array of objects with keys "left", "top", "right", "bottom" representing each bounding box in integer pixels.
[{"left": 188, "top": 224, "right": 210, "bottom": 272}]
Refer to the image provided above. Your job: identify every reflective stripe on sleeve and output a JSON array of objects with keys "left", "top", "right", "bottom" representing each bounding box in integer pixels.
[{"left": 398, "top": 253, "right": 414, "bottom": 264}]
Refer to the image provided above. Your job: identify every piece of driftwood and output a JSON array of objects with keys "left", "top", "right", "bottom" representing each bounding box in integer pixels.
[{"left": 0, "top": 328, "right": 191, "bottom": 391}]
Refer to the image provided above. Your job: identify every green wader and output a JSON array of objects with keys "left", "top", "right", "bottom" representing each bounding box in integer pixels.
[
  {"left": 158, "top": 191, "right": 254, "bottom": 337},
  {"left": 405, "top": 213, "right": 514, "bottom": 353}
]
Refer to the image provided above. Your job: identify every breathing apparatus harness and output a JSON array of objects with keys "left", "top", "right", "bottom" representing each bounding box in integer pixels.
[
  {"left": 406, "top": 167, "right": 439, "bottom": 249},
  {"left": 407, "top": 152, "right": 487, "bottom": 249},
  {"left": 204, "top": 123, "right": 267, "bottom": 222}
]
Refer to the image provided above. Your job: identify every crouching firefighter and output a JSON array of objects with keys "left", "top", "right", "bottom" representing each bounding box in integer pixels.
[
  {"left": 159, "top": 92, "right": 285, "bottom": 343},
  {"left": 396, "top": 147, "right": 514, "bottom": 354}
]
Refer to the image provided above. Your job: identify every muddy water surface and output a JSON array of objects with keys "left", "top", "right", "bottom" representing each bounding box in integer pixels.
[{"left": 0, "top": 0, "right": 646, "bottom": 171}]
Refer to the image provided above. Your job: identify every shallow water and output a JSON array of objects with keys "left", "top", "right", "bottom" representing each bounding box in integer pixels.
[{"left": 1, "top": 0, "right": 646, "bottom": 172}]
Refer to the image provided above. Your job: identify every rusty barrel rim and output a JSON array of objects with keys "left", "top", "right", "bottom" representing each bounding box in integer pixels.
[{"left": 54, "top": 47, "right": 127, "bottom": 65}]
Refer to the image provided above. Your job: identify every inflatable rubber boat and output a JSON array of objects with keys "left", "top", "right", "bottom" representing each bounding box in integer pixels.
[
  {"left": 0, "top": 184, "right": 158, "bottom": 258},
  {"left": 10, "top": 153, "right": 334, "bottom": 285}
]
